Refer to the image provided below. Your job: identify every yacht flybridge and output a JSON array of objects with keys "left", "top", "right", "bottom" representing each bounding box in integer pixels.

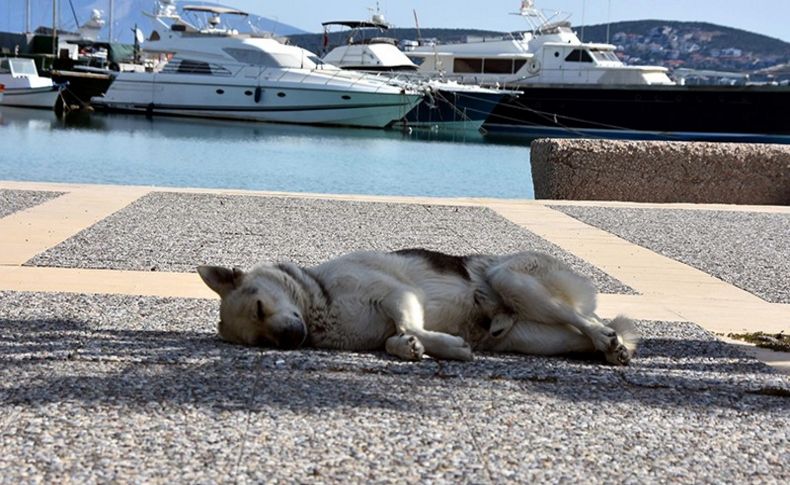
[
  {"left": 407, "top": 0, "right": 673, "bottom": 87},
  {"left": 91, "top": 2, "right": 422, "bottom": 128}
]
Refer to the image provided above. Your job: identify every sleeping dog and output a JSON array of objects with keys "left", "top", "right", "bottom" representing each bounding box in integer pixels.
[{"left": 198, "top": 249, "right": 638, "bottom": 364}]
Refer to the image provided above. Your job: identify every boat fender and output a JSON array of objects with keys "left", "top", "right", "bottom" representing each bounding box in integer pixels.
[
  {"left": 254, "top": 86, "right": 263, "bottom": 103},
  {"left": 527, "top": 59, "right": 541, "bottom": 74}
]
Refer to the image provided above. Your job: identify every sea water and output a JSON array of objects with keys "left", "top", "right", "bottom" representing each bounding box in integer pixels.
[{"left": 0, "top": 107, "right": 533, "bottom": 199}]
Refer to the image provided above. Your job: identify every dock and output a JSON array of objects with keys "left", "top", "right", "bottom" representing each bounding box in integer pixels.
[{"left": 0, "top": 180, "right": 788, "bottom": 482}]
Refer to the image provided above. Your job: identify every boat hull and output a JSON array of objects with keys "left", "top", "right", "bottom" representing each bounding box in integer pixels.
[
  {"left": 0, "top": 85, "right": 60, "bottom": 110},
  {"left": 402, "top": 90, "right": 507, "bottom": 131},
  {"left": 483, "top": 84, "right": 790, "bottom": 142},
  {"left": 50, "top": 70, "right": 115, "bottom": 110},
  {"left": 91, "top": 75, "right": 421, "bottom": 128}
]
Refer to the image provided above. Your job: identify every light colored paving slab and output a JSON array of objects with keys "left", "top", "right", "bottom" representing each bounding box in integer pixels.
[
  {"left": 0, "top": 185, "right": 150, "bottom": 265},
  {"left": 0, "top": 266, "right": 216, "bottom": 299}
]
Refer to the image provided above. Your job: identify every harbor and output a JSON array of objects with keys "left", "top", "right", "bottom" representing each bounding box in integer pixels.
[
  {"left": 1, "top": 0, "right": 789, "bottom": 141},
  {"left": 1, "top": 1, "right": 790, "bottom": 483}
]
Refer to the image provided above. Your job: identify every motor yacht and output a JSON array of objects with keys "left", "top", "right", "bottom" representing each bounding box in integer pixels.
[
  {"left": 405, "top": 1, "right": 788, "bottom": 142},
  {"left": 407, "top": 0, "right": 673, "bottom": 88},
  {"left": 0, "top": 58, "right": 63, "bottom": 109},
  {"left": 91, "top": 2, "right": 422, "bottom": 128},
  {"left": 320, "top": 14, "right": 513, "bottom": 130}
]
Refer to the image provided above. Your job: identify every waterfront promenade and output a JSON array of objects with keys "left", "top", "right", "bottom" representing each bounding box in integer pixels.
[{"left": 0, "top": 180, "right": 788, "bottom": 482}]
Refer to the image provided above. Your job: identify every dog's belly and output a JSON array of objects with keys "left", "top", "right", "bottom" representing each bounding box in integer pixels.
[{"left": 312, "top": 296, "right": 395, "bottom": 350}]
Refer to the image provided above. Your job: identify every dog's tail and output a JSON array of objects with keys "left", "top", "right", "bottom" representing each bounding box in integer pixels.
[
  {"left": 607, "top": 315, "right": 640, "bottom": 354},
  {"left": 544, "top": 269, "right": 597, "bottom": 316}
]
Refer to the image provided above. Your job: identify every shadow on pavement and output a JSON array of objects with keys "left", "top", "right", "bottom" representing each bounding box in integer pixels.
[{"left": 1, "top": 317, "right": 787, "bottom": 412}]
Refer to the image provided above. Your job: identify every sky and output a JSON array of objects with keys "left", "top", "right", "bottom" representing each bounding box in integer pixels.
[{"left": 234, "top": 0, "right": 790, "bottom": 42}]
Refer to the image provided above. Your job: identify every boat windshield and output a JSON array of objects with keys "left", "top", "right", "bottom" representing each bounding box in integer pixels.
[
  {"left": 589, "top": 49, "right": 620, "bottom": 62},
  {"left": 7, "top": 59, "right": 39, "bottom": 76}
]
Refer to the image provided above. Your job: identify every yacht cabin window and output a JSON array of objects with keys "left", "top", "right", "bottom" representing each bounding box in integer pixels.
[
  {"left": 454, "top": 58, "right": 483, "bottom": 74},
  {"left": 483, "top": 58, "right": 512, "bottom": 74},
  {"left": 453, "top": 58, "right": 526, "bottom": 75},
  {"left": 161, "top": 59, "right": 232, "bottom": 76},
  {"left": 565, "top": 49, "right": 594, "bottom": 63},
  {"left": 177, "top": 60, "right": 212, "bottom": 74}
]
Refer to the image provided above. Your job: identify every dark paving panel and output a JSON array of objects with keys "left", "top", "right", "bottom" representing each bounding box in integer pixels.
[
  {"left": 28, "top": 192, "right": 635, "bottom": 294},
  {"left": 551, "top": 205, "right": 790, "bottom": 303},
  {"left": 0, "top": 361, "right": 250, "bottom": 484},
  {"left": 0, "top": 189, "right": 63, "bottom": 218}
]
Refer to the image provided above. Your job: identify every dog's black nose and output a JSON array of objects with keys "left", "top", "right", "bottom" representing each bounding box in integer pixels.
[{"left": 277, "top": 321, "right": 307, "bottom": 350}]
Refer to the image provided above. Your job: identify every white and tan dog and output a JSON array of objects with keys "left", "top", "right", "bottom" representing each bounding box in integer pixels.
[{"left": 198, "top": 249, "right": 638, "bottom": 364}]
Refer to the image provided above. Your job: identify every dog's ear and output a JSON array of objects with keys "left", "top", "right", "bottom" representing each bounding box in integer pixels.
[{"left": 197, "top": 265, "right": 245, "bottom": 297}]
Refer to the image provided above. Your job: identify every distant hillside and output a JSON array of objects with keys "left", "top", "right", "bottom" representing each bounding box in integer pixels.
[
  {"left": 289, "top": 20, "right": 790, "bottom": 74},
  {"left": 579, "top": 20, "right": 790, "bottom": 55},
  {"left": 0, "top": 0, "right": 307, "bottom": 42}
]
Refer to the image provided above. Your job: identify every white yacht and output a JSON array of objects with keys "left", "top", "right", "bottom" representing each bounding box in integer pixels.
[
  {"left": 407, "top": 0, "right": 673, "bottom": 87},
  {"left": 0, "top": 58, "right": 62, "bottom": 109},
  {"left": 320, "top": 15, "right": 513, "bottom": 130},
  {"left": 91, "top": 2, "right": 423, "bottom": 128}
]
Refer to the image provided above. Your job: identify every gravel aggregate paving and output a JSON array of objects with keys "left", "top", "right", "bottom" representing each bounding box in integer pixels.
[
  {"left": 0, "top": 189, "right": 63, "bottom": 218},
  {"left": 27, "top": 192, "right": 635, "bottom": 294},
  {"left": 1, "top": 291, "right": 788, "bottom": 483},
  {"left": 551, "top": 205, "right": 790, "bottom": 303}
]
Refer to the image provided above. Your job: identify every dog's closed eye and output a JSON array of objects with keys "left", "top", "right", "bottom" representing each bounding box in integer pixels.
[{"left": 256, "top": 300, "right": 266, "bottom": 320}]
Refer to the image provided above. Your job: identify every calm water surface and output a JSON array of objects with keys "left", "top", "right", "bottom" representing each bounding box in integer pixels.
[{"left": 0, "top": 107, "right": 533, "bottom": 198}]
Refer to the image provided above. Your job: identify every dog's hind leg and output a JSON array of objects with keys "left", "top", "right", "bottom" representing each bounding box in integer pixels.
[
  {"left": 487, "top": 320, "right": 595, "bottom": 355},
  {"left": 382, "top": 289, "right": 473, "bottom": 361},
  {"left": 487, "top": 264, "right": 638, "bottom": 365}
]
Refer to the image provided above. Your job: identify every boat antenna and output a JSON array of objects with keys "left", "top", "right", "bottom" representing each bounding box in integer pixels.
[
  {"left": 413, "top": 9, "right": 422, "bottom": 43},
  {"left": 606, "top": 0, "right": 612, "bottom": 43},
  {"left": 67, "top": 0, "right": 80, "bottom": 29},
  {"left": 368, "top": 2, "right": 388, "bottom": 26},
  {"left": 512, "top": 1, "right": 550, "bottom": 34},
  {"left": 580, "top": 0, "right": 586, "bottom": 42}
]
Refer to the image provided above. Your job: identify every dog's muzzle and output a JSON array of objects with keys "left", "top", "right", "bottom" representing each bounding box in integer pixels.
[{"left": 276, "top": 319, "right": 307, "bottom": 350}]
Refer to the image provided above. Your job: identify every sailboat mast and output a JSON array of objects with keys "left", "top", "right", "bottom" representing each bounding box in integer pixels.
[
  {"left": 52, "top": 0, "right": 58, "bottom": 56},
  {"left": 25, "top": 0, "right": 31, "bottom": 33},
  {"left": 109, "top": 0, "right": 114, "bottom": 41}
]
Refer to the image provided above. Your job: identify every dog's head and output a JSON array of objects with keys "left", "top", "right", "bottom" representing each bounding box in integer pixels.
[{"left": 197, "top": 265, "right": 308, "bottom": 349}]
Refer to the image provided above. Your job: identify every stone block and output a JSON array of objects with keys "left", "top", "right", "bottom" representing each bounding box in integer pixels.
[{"left": 530, "top": 139, "right": 790, "bottom": 205}]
